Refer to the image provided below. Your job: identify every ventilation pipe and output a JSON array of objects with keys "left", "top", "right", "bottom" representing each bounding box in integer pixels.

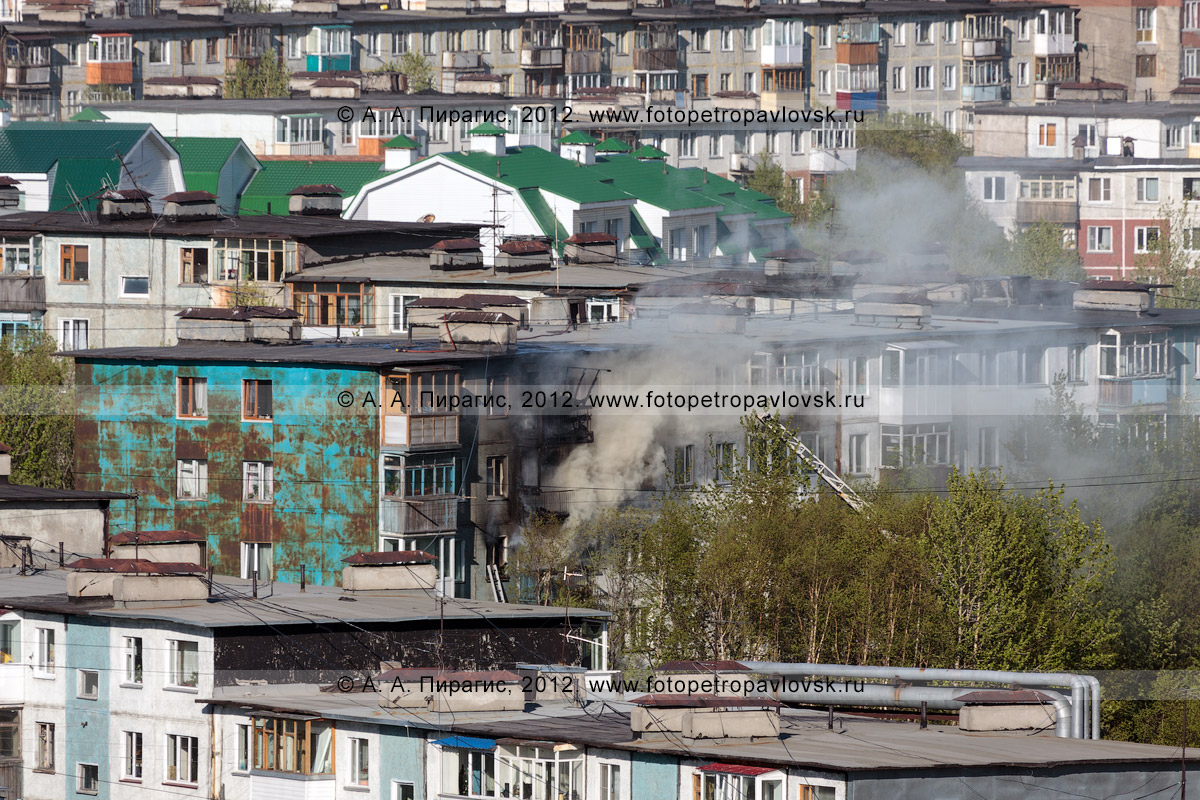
[{"left": 739, "top": 661, "right": 1100, "bottom": 739}]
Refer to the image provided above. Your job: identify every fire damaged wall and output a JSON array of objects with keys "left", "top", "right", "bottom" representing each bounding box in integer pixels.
[
  {"left": 212, "top": 618, "right": 585, "bottom": 685},
  {"left": 74, "top": 359, "right": 383, "bottom": 586}
]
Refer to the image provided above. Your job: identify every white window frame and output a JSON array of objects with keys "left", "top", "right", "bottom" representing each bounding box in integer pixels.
[
  {"left": 1017, "top": 61, "right": 1029, "bottom": 86},
  {"left": 1067, "top": 343, "right": 1086, "bottom": 383},
  {"left": 35, "top": 627, "right": 54, "bottom": 677},
  {"left": 243, "top": 461, "right": 274, "bottom": 503},
  {"left": 348, "top": 737, "right": 370, "bottom": 788},
  {"left": 1136, "top": 7, "right": 1155, "bottom": 43},
  {"left": 235, "top": 723, "right": 251, "bottom": 773},
  {"left": 60, "top": 318, "right": 88, "bottom": 351},
  {"left": 892, "top": 66, "right": 906, "bottom": 92},
  {"left": 124, "top": 636, "right": 143, "bottom": 685},
  {"left": 77, "top": 668, "right": 98, "bottom": 700},
  {"left": 165, "top": 733, "right": 199, "bottom": 785},
  {"left": 176, "top": 458, "right": 208, "bottom": 500},
  {"left": 148, "top": 38, "right": 169, "bottom": 64},
  {"left": 848, "top": 433, "right": 868, "bottom": 475},
  {"left": 598, "top": 761, "right": 623, "bottom": 800},
  {"left": 1088, "top": 177, "right": 1112, "bottom": 203},
  {"left": 818, "top": 69, "right": 830, "bottom": 95},
  {"left": 982, "top": 176, "right": 1006, "bottom": 201},
  {"left": 241, "top": 542, "right": 273, "bottom": 580},
  {"left": 168, "top": 639, "right": 200, "bottom": 690},
  {"left": 1135, "top": 225, "right": 1161, "bottom": 253},
  {"left": 389, "top": 294, "right": 419, "bottom": 332},
  {"left": 943, "top": 64, "right": 956, "bottom": 90},
  {"left": 914, "top": 65, "right": 932, "bottom": 90},
  {"left": 123, "top": 730, "right": 143, "bottom": 781},
  {"left": 1087, "top": 225, "right": 1113, "bottom": 253}
]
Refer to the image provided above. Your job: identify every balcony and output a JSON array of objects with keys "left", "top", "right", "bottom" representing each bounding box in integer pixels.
[
  {"left": 249, "top": 772, "right": 335, "bottom": 800},
  {"left": 633, "top": 48, "right": 677, "bottom": 72},
  {"left": 521, "top": 47, "right": 563, "bottom": 69},
  {"left": 836, "top": 41, "right": 878, "bottom": 65},
  {"left": 564, "top": 49, "right": 602, "bottom": 74},
  {"left": 760, "top": 90, "right": 803, "bottom": 112},
  {"left": 383, "top": 413, "right": 459, "bottom": 447},
  {"left": 712, "top": 91, "right": 759, "bottom": 111},
  {"left": 1034, "top": 32, "right": 1075, "bottom": 57},
  {"left": 1015, "top": 199, "right": 1078, "bottom": 224},
  {"left": 730, "top": 152, "right": 758, "bottom": 174},
  {"left": 836, "top": 91, "right": 878, "bottom": 111},
  {"left": 442, "top": 51, "right": 482, "bottom": 70},
  {"left": 4, "top": 35, "right": 51, "bottom": 86},
  {"left": 962, "top": 84, "right": 1003, "bottom": 103},
  {"left": 0, "top": 274, "right": 46, "bottom": 310},
  {"left": 962, "top": 39, "right": 1000, "bottom": 58},
  {"left": 1098, "top": 378, "right": 1168, "bottom": 408},
  {"left": 0, "top": 662, "right": 22, "bottom": 703},
  {"left": 879, "top": 386, "right": 952, "bottom": 424},
  {"left": 810, "top": 148, "right": 857, "bottom": 173},
  {"left": 519, "top": 487, "right": 572, "bottom": 517},
  {"left": 381, "top": 496, "right": 458, "bottom": 535}
]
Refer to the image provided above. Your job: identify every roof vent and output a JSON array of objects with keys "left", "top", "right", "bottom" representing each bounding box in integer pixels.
[
  {"left": 97, "top": 189, "right": 153, "bottom": 221},
  {"left": 429, "top": 238, "right": 484, "bottom": 271},
  {"left": 341, "top": 550, "right": 437, "bottom": 592},
  {"left": 854, "top": 292, "right": 932, "bottom": 328},
  {"left": 175, "top": 306, "right": 301, "bottom": 344},
  {"left": 563, "top": 232, "right": 618, "bottom": 265},
  {"left": 109, "top": 530, "right": 206, "bottom": 565},
  {"left": 668, "top": 303, "right": 747, "bottom": 335},
  {"left": 287, "top": 184, "right": 343, "bottom": 217},
  {"left": 162, "top": 191, "right": 222, "bottom": 221},
  {"left": 1073, "top": 280, "right": 1153, "bottom": 313},
  {"left": 630, "top": 694, "right": 782, "bottom": 740},
  {"left": 65, "top": 559, "right": 208, "bottom": 604},
  {"left": 496, "top": 239, "right": 552, "bottom": 273}
]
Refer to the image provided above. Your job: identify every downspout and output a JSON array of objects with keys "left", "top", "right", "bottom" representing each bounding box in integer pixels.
[{"left": 741, "top": 661, "right": 1096, "bottom": 739}]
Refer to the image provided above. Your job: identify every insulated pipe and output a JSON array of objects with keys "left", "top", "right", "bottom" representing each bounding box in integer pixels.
[
  {"left": 740, "top": 662, "right": 1096, "bottom": 739},
  {"left": 766, "top": 683, "right": 1073, "bottom": 738}
]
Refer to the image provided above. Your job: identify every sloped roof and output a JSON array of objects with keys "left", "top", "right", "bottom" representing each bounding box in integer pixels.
[
  {"left": 168, "top": 136, "right": 255, "bottom": 196},
  {"left": 469, "top": 121, "right": 507, "bottom": 135},
  {"left": 240, "top": 159, "right": 390, "bottom": 215},
  {"left": 444, "top": 147, "right": 630, "bottom": 205},
  {"left": 384, "top": 134, "right": 419, "bottom": 149},
  {"left": 0, "top": 122, "right": 150, "bottom": 174},
  {"left": 69, "top": 107, "right": 107, "bottom": 121},
  {"left": 48, "top": 158, "right": 121, "bottom": 213},
  {"left": 595, "top": 138, "right": 631, "bottom": 153},
  {"left": 630, "top": 144, "right": 668, "bottom": 159},
  {"left": 559, "top": 130, "right": 598, "bottom": 145}
]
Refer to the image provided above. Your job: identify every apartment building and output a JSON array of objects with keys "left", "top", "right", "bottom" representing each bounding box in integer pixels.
[{"left": 0, "top": 561, "right": 602, "bottom": 800}]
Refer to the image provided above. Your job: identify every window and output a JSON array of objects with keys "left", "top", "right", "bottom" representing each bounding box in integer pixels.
[
  {"left": 166, "top": 734, "right": 199, "bottom": 784},
  {"left": 175, "top": 376, "right": 207, "bottom": 419},
  {"left": 60, "top": 319, "right": 88, "bottom": 350},
  {"left": 0, "top": 620, "right": 16, "bottom": 663},
  {"left": 1017, "top": 61, "right": 1029, "bottom": 86},
  {"left": 892, "top": 66, "right": 906, "bottom": 91},
  {"left": 1067, "top": 343, "right": 1086, "bottom": 382},
  {"left": 1137, "top": 53, "right": 1157, "bottom": 78},
  {"left": 1088, "top": 226, "right": 1113, "bottom": 253},
  {"left": 0, "top": 238, "right": 33, "bottom": 274},
  {"left": 1076, "top": 124, "right": 1097, "bottom": 149},
  {"left": 1020, "top": 346, "right": 1046, "bottom": 384},
  {"left": 818, "top": 24, "right": 832, "bottom": 48},
  {"left": 742, "top": 25, "right": 755, "bottom": 49},
  {"left": 1188, "top": 48, "right": 1200, "bottom": 79},
  {"left": 242, "top": 379, "right": 273, "bottom": 420},
  {"left": 120, "top": 275, "right": 149, "bottom": 297},
  {"left": 943, "top": 20, "right": 958, "bottom": 43},
  {"left": 943, "top": 64, "right": 956, "bottom": 90},
  {"left": 1100, "top": 330, "right": 1169, "bottom": 378},
  {"left": 36, "top": 722, "right": 54, "bottom": 771},
  {"left": 88, "top": 34, "right": 131, "bottom": 62},
  {"left": 743, "top": 72, "right": 755, "bottom": 93},
  {"left": 349, "top": 737, "right": 370, "bottom": 787},
  {"left": 1018, "top": 17, "right": 1031, "bottom": 39},
  {"left": 978, "top": 427, "right": 998, "bottom": 467},
  {"left": 709, "top": 133, "right": 722, "bottom": 158},
  {"left": 236, "top": 724, "right": 251, "bottom": 772},
  {"left": 680, "top": 131, "right": 697, "bottom": 158},
  {"left": 818, "top": 70, "right": 831, "bottom": 94},
  {"left": 1038, "top": 124, "right": 1057, "bottom": 147},
  {"left": 1137, "top": 177, "right": 1160, "bottom": 203},
  {"left": 292, "top": 282, "right": 373, "bottom": 327},
  {"left": 275, "top": 115, "right": 322, "bottom": 146},
  {"left": 691, "top": 74, "right": 708, "bottom": 99},
  {"left": 243, "top": 461, "right": 274, "bottom": 503},
  {"left": 252, "top": 717, "right": 333, "bottom": 774},
  {"left": 690, "top": 28, "right": 709, "bottom": 51},
  {"left": 1136, "top": 8, "right": 1155, "bottom": 43},
  {"left": 123, "top": 731, "right": 143, "bottom": 780},
  {"left": 35, "top": 628, "right": 54, "bottom": 675},
  {"left": 205, "top": 38, "right": 219, "bottom": 63},
  {"left": 674, "top": 444, "right": 695, "bottom": 485},
  {"left": 390, "top": 294, "right": 419, "bottom": 332},
  {"left": 852, "top": 356, "right": 869, "bottom": 394},
  {"left": 393, "top": 781, "right": 416, "bottom": 800},
  {"left": 615, "top": 31, "right": 628, "bottom": 55},
  {"left": 600, "top": 762, "right": 622, "bottom": 800},
  {"left": 882, "top": 423, "right": 951, "bottom": 467},
  {"left": 392, "top": 32, "right": 410, "bottom": 54},
  {"left": 484, "top": 455, "right": 508, "bottom": 499},
  {"left": 916, "top": 21, "right": 932, "bottom": 44},
  {"left": 180, "top": 247, "right": 208, "bottom": 283},
  {"left": 176, "top": 458, "right": 208, "bottom": 500},
  {"left": 893, "top": 22, "right": 906, "bottom": 46},
  {"left": 60, "top": 244, "right": 88, "bottom": 281},
  {"left": 1019, "top": 175, "right": 1075, "bottom": 201},
  {"left": 714, "top": 441, "right": 737, "bottom": 483},
  {"left": 148, "top": 39, "right": 168, "bottom": 64},
  {"left": 212, "top": 238, "right": 297, "bottom": 282},
  {"left": 1186, "top": 227, "right": 1200, "bottom": 250},
  {"left": 169, "top": 640, "right": 199, "bottom": 688},
  {"left": 78, "top": 762, "right": 99, "bottom": 794},
  {"left": 1089, "top": 177, "right": 1112, "bottom": 202},
  {"left": 914, "top": 65, "right": 932, "bottom": 90},
  {"left": 849, "top": 434, "right": 868, "bottom": 474},
  {"left": 124, "top": 636, "right": 143, "bottom": 684},
  {"left": 982, "top": 176, "right": 1006, "bottom": 201},
  {"left": 241, "top": 542, "right": 272, "bottom": 580},
  {"left": 1135, "top": 226, "right": 1161, "bottom": 253},
  {"left": 720, "top": 28, "right": 734, "bottom": 51},
  {"left": 1169, "top": 126, "right": 1185, "bottom": 149},
  {"left": 1188, "top": 0, "right": 1200, "bottom": 30},
  {"left": 77, "top": 669, "right": 98, "bottom": 699},
  {"left": 180, "top": 39, "right": 194, "bottom": 64}
]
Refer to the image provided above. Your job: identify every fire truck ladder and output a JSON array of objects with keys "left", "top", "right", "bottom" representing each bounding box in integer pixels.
[
  {"left": 758, "top": 416, "right": 867, "bottom": 513},
  {"left": 486, "top": 562, "right": 508, "bottom": 603}
]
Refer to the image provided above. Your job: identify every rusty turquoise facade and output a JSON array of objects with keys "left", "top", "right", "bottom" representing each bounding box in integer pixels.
[{"left": 74, "top": 357, "right": 385, "bottom": 587}]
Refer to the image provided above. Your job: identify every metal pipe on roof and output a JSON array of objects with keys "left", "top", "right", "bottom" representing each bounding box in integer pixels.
[
  {"left": 767, "top": 683, "right": 1072, "bottom": 738},
  {"left": 741, "top": 662, "right": 1095, "bottom": 739}
]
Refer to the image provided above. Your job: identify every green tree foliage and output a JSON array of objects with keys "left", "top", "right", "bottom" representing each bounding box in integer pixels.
[
  {"left": 1135, "top": 200, "right": 1200, "bottom": 308},
  {"left": 395, "top": 52, "right": 436, "bottom": 92},
  {"left": 224, "top": 50, "right": 291, "bottom": 100},
  {"left": 856, "top": 111, "right": 969, "bottom": 174},
  {"left": 1009, "top": 220, "right": 1086, "bottom": 281},
  {"left": 223, "top": 281, "right": 278, "bottom": 308},
  {"left": 0, "top": 332, "right": 74, "bottom": 488}
]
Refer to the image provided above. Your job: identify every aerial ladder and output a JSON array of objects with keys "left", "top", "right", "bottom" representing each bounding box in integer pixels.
[{"left": 755, "top": 415, "right": 868, "bottom": 513}]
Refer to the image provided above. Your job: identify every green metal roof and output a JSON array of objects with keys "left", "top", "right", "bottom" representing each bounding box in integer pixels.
[
  {"left": 469, "top": 122, "right": 507, "bottom": 136},
  {"left": 628, "top": 207, "right": 659, "bottom": 255},
  {"left": 0, "top": 122, "right": 150, "bottom": 175},
  {"left": 0, "top": 99, "right": 12, "bottom": 112},
  {"left": 384, "top": 134, "right": 419, "bottom": 149},
  {"left": 48, "top": 157, "right": 121, "bottom": 213},
  {"left": 442, "top": 148, "right": 631, "bottom": 205},
  {"left": 559, "top": 130, "right": 598, "bottom": 145},
  {"left": 518, "top": 188, "right": 571, "bottom": 254},
  {"left": 630, "top": 144, "right": 668, "bottom": 159},
  {"left": 168, "top": 137, "right": 246, "bottom": 174},
  {"left": 70, "top": 107, "right": 108, "bottom": 121},
  {"left": 587, "top": 157, "right": 724, "bottom": 213},
  {"left": 595, "top": 138, "right": 630, "bottom": 153},
  {"left": 240, "top": 159, "right": 390, "bottom": 215}
]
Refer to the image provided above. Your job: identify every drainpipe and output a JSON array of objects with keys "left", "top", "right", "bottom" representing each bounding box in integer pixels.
[{"left": 740, "top": 661, "right": 1097, "bottom": 739}]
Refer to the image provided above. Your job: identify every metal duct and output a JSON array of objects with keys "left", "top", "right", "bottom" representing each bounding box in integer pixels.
[{"left": 739, "top": 661, "right": 1100, "bottom": 739}]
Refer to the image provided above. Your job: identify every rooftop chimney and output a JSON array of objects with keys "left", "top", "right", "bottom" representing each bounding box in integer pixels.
[
  {"left": 384, "top": 135, "right": 420, "bottom": 170},
  {"left": 287, "top": 184, "right": 344, "bottom": 216},
  {"left": 469, "top": 122, "right": 508, "bottom": 158}
]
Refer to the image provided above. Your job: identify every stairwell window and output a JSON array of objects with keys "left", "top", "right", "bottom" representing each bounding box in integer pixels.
[
  {"left": 120, "top": 276, "right": 149, "bottom": 298},
  {"left": 77, "top": 669, "right": 98, "bottom": 699},
  {"left": 124, "top": 637, "right": 143, "bottom": 684},
  {"left": 35, "top": 628, "right": 54, "bottom": 677},
  {"left": 123, "top": 730, "right": 143, "bottom": 781},
  {"left": 1136, "top": 8, "right": 1155, "bottom": 43},
  {"left": 35, "top": 723, "right": 53, "bottom": 771},
  {"left": 349, "top": 737, "right": 370, "bottom": 787},
  {"left": 78, "top": 762, "right": 99, "bottom": 794},
  {"left": 848, "top": 434, "right": 868, "bottom": 475}
]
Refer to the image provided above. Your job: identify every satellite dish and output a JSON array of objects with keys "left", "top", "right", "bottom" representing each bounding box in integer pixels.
[{"left": 419, "top": 214, "right": 435, "bottom": 223}]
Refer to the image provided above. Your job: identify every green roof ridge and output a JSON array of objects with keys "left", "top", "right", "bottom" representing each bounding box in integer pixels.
[
  {"left": 384, "top": 134, "right": 419, "bottom": 149},
  {"left": 630, "top": 144, "right": 667, "bottom": 159},
  {"left": 595, "top": 138, "right": 630, "bottom": 153},
  {"left": 559, "top": 130, "right": 598, "bottom": 145},
  {"left": 469, "top": 122, "right": 507, "bottom": 136},
  {"left": 70, "top": 107, "right": 109, "bottom": 121}
]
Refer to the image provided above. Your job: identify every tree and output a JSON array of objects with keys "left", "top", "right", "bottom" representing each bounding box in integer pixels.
[
  {"left": 0, "top": 332, "right": 74, "bottom": 488},
  {"left": 395, "top": 52, "right": 436, "bottom": 92},
  {"left": 1009, "top": 220, "right": 1085, "bottom": 281},
  {"left": 224, "top": 50, "right": 291, "bottom": 100},
  {"left": 223, "top": 281, "right": 278, "bottom": 308},
  {"left": 1135, "top": 200, "right": 1200, "bottom": 308},
  {"left": 856, "top": 111, "right": 969, "bottom": 174}
]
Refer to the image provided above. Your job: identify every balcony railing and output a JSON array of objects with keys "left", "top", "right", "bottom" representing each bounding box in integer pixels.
[
  {"left": 962, "top": 39, "right": 1000, "bottom": 58},
  {"left": 1098, "top": 379, "right": 1168, "bottom": 408},
  {"left": 1033, "top": 32, "right": 1075, "bottom": 57},
  {"left": 962, "top": 84, "right": 1003, "bottom": 103},
  {"left": 1015, "top": 199, "right": 1078, "bottom": 224},
  {"left": 381, "top": 496, "right": 458, "bottom": 535},
  {"left": 520, "top": 47, "right": 563, "bottom": 69},
  {"left": 442, "top": 51, "right": 482, "bottom": 70},
  {"left": 564, "top": 49, "right": 602, "bottom": 73},
  {"left": 383, "top": 414, "right": 460, "bottom": 447},
  {"left": 633, "top": 48, "right": 677, "bottom": 71},
  {"left": 836, "top": 41, "right": 878, "bottom": 65}
]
